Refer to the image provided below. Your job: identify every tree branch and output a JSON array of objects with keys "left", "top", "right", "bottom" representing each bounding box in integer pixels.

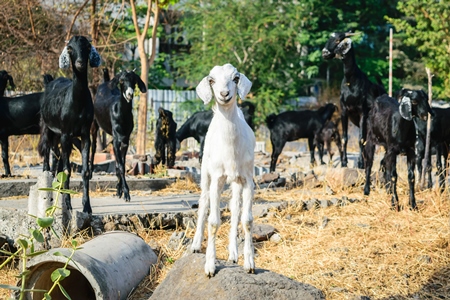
[
  {"left": 66, "top": 0, "right": 90, "bottom": 41},
  {"left": 26, "top": 0, "right": 36, "bottom": 39},
  {"left": 148, "top": 0, "right": 160, "bottom": 66}
]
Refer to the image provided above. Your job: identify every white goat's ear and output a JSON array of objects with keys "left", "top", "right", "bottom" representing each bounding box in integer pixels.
[
  {"left": 337, "top": 38, "right": 352, "bottom": 55},
  {"left": 196, "top": 76, "right": 213, "bottom": 105},
  {"left": 237, "top": 73, "right": 252, "bottom": 100},
  {"left": 89, "top": 46, "right": 101, "bottom": 68},
  {"left": 399, "top": 96, "right": 413, "bottom": 120},
  {"left": 59, "top": 46, "right": 70, "bottom": 69}
]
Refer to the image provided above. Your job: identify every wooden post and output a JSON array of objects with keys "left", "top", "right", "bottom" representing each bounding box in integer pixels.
[{"left": 421, "top": 67, "right": 433, "bottom": 189}]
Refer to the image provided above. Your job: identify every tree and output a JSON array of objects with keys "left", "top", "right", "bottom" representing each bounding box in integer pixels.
[
  {"left": 172, "top": 0, "right": 336, "bottom": 124},
  {"left": 0, "top": 0, "right": 66, "bottom": 90},
  {"left": 171, "top": 0, "right": 400, "bottom": 125},
  {"left": 387, "top": 1, "right": 450, "bottom": 98},
  {"left": 129, "top": 0, "right": 179, "bottom": 155}
]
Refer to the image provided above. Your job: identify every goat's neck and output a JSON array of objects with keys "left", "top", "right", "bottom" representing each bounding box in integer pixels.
[
  {"left": 341, "top": 48, "right": 360, "bottom": 80},
  {"left": 71, "top": 69, "right": 89, "bottom": 99},
  {"left": 213, "top": 101, "right": 239, "bottom": 121},
  {"left": 118, "top": 93, "right": 133, "bottom": 111}
]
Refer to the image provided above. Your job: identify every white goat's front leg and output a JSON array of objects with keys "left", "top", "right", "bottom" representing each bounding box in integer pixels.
[
  {"left": 228, "top": 181, "right": 242, "bottom": 263},
  {"left": 242, "top": 177, "right": 255, "bottom": 273},
  {"left": 191, "top": 173, "right": 211, "bottom": 253},
  {"left": 205, "top": 175, "right": 226, "bottom": 277}
]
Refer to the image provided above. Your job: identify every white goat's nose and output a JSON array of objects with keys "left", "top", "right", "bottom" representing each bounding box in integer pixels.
[{"left": 220, "top": 91, "right": 229, "bottom": 97}]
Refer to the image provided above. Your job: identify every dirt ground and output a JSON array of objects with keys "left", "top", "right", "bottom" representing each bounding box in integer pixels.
[{"left": 1, "top": 134, "right": 450, "bottom": 299}]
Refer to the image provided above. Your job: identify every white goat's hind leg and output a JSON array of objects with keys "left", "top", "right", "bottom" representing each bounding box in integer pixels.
[
  {"left": 242, "top": 178, "right": 255, "bottom": 273},
  {"left": 228, "top": 181, "right": 242, "bottom": 263},
  {"left": 205, "top": 176, "right": 225, "bottom": 277},
  {"left": 191, "top": 175, "right": 210, "bottom": 253}
]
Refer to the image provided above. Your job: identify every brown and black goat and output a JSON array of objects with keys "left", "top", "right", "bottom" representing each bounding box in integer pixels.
[{"left": 154, "top": 107, "right": 177, "bottom": 168}]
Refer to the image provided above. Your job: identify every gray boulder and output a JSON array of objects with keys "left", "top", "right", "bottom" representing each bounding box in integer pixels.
[{"left": 149, "top": 253, "right": 324, "bottom": 300}]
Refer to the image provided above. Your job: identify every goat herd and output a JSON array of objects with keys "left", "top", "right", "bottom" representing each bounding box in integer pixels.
[{"left": 0, "top": 32, "right": 448, "bottom": 275}]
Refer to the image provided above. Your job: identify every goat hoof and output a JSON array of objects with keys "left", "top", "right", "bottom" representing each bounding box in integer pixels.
[{"left": 390, "top": 205, "right": 402, "bottom": 212}]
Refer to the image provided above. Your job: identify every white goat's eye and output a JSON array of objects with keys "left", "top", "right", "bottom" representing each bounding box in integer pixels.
[
  {"left": 209, "top": 78, "right": 215, "bottom": 85},
  {"left": 233, "top": 76, "right": 239, "bottom": 84}
]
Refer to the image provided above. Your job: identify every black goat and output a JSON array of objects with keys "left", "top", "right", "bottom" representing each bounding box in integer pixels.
[
  {"left": 415, "top": 106, "right": 450, "bottom": 190},
  {"left": 266, "top": 103, "right": 337, "bottom": 172},
  {"left": 91, "top": 70, "right": 147, "bottom": 201},
  {"left": 314, "top": 120, "right": 343, "bottom": 165},
  {"left": 363, "top": 89, "right": 433, "bottom": 211},
  {"left": 0, "top": 70, "right": 15, "bottom": 95},
  {"left": 322, "top": 32, "right": 386, "bottom": 169},
  {"left": 154, "top": 107, "right": 177, "bottom": 168},
  {"left": 175, "top": 110, "right": 211, "bottom": 163},
  {"left": 0, "top": 71, "right": 44, "bottom": 176},
  {"left": 39, "top": 36, "right": 101, "bottom": 214},
  {"left": 175, "top": 101, "right": 255, "bottom": 163}
]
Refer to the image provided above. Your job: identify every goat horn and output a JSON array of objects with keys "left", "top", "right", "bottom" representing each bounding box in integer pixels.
[{"left": 345, "top": 32, "right": 361, "bottom": 37}]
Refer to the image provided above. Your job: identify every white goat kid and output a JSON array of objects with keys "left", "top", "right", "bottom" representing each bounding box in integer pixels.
[{"left": 191, "top": 63, "right": 255, "bottom": 277}]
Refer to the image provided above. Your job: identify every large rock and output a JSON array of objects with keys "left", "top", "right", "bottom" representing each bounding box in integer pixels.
[{"left": 150, "top": 253, "right": 325, "bottom": 300}]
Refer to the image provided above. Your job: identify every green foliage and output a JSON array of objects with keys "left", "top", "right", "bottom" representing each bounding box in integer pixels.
[
  {"left": 387, "top": 1, "right": 450, "bottom": 98},
  {"left": 170, "top": 0, "right": 403, "bottom": 124},
  {"left": 0, "top": 173, "right": 79, "bottom": 300},
  {"left": 172, "top": 0, "right": 332, "bottom": 119}
]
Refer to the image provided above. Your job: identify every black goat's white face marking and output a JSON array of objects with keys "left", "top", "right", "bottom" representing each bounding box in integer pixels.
[
  {"left": 123, "top": 87, "right": 134, "bottom": 102},
  {"left": 336, "top": 38, "right": 352, "bottom": 58},
  {"left": 323, "top": 32, "right": 354, "bottom": 60},
  {"left": 59, "top": 46, "right": 70, "bottom": 69},
  {"left": 399, "top": 96, "right": 413, "bottom": 121},
  {"left": 89, "top": 46, "right": 101, "bottom": 68}
]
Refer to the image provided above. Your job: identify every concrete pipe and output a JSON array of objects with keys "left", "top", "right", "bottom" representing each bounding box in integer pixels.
[{"left": 23, "top": 231, "right": 157, "bottom": 300}]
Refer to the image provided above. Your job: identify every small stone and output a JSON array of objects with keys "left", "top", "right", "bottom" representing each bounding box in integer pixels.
[
  {"left": 417, "top": 255, "right": 432, "bottom": 264},
  {"left": 269, "top": 233, "right": 282, "bottom": 244},
  {"left": 168, "top": 231, "right": 191, "bottom": 251},
  {"left": 320, "top": 216, "right": 329, "bottom": 229},
  {"left": 253, "top": 223, "right": 276, "bottom": 242}
]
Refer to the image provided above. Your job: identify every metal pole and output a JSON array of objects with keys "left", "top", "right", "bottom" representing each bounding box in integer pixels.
[{"left": 389, "top": 28, "right": 393, "bottom": 97}]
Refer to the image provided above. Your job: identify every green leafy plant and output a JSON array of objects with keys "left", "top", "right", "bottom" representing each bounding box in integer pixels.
[{"left": 0, "top": 172, "right": 80, "bottom": 300}]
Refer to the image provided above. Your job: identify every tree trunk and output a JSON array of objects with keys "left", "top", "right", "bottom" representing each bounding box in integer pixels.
[{"left": 136, "top": 41, "right": 149, "bottom": 155}]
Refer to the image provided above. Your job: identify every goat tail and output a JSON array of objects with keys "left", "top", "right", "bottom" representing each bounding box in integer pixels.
[
  {"left": 38, "top": 131, "right": 50, "bottom": 158},
  {"left": 266, "top": 114, "right": 277, "bottom": 129}
]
